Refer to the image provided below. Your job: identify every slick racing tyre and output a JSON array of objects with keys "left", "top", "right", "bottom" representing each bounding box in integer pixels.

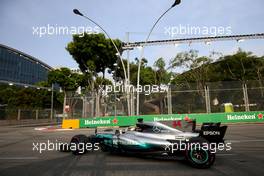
[
  {"left": 70, "top": 134, "right": 88, "bottom": 155},
  {"left": 185, "top": 137, "right": 215, "bottom": 169}
]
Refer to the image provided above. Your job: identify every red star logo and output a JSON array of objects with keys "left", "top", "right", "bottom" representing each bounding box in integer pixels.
[
  {"left": 172, "top": 120, "right": 182, "bottom": 128},
  {"left": 112, "top": 118, "right": 118, "bottom": 124},
  {"left": 258, "top": 114, "right": 263, "bottom": 119},
  {"left": 184, "top": 116, "right": 190, "bottom": 121}
]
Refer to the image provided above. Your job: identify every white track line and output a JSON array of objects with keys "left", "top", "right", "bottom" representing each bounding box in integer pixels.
[
  {"left": 217, "top": 154, "right": 236, "bottom": 156},
  {"left": 0, "top": 157, "right": 39, "bottom": 160},
  {"left": 34, "top": 127, "right": 73, "bottom": 131}
]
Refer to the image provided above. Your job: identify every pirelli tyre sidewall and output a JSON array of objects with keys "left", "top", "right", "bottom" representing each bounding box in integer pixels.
[
  {"left": 184, "top": 137, "right": 215, "bottom": 169},
  {"left": 70, "top": 134, "right": 89, "bottom": 155}
]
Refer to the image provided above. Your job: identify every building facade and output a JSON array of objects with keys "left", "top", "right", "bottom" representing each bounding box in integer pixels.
[{"left": 0, "top": 44, "right": 52, "bottom": 84}]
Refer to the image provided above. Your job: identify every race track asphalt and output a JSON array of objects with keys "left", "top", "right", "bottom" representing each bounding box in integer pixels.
[{"left": 0, "top": 124, "right": 264, "bottom": 176}]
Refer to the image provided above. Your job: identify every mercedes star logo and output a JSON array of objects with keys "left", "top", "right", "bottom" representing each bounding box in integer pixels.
[{"left": 152, "top": 126, "right": 161, "bottom": 133}]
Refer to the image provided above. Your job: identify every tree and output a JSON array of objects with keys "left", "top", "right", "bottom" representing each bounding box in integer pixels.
[
  {"left": 115, "top": 58, "right": 156, "bottom": 86},
  {"left": 93, "top": 76, "right": 112, "bottom": 116},
  {"left": 154, "top": 57, "right": 166, "bottom": 69},
  {"left": 153, "top": 57, "right": 170, "bottom": 85},
  {"left": 169, "top": 50, "right": 213, "bottom": 113},
  {"left": 66, "top": 33, "right": 125, "bottom": 116},
  {"left": 170, "top": 50, "right": 212, "bottom": 91},
  {"left": 0, "top": 84, "right": 64, "bottom": 120},
  {"left": 66, "top": 33, "right": 122, "bottom": 78},
  {"left": 114, "top": 57, "right": 174, "bottom": 114},
  {"left": 167, "top": 49, "right": 264, "bottom": 113},
  {"left": 215, "top": 49, "right": 259, "bottom": 82},
  {"left": 153, "top": 57, "right": 171, "bottom": 114},
  {"left": 48, "top": 68, "right": 85, "bottom": 117}
]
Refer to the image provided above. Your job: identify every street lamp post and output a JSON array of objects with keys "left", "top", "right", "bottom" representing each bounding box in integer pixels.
[
  {"left": 126, "top": 32, "right": 131, "bottom": 116},
  {"left": 73, "top": 9, "right": 128, "bottom": 82},
  {"left": 50, "top": 83, "right": 54, "bottom": 120},
  {"left": 136, "top": 0, "right": 181, "bottom": 115},
  {"left": 73, "top": 9, "right": 131, "bottom": 116},
  {"left": 113, "top": 63, "right": 118, "bottom": 117}
]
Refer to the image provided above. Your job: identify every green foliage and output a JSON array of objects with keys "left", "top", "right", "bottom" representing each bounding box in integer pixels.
[
  {"left": 66, "top": 33, "right": 122, "bottom": 77},
  {"left": 154, "top": 57, "right": 166, "bottom": 70},
  {"left": 48, "top": 67, "right": 84, "bottom": 91},
  {"left": 2, "top": 46, "right": 264, "bottom": 116},
  {"left": 153, "top": 57, "right": 170, "bottom": 85},
  {"left": 170, "top": 50, "right": 212, "bottom": 89},
  {"left": 94, "top": 76, "right": 113, "bottom": 90},
  {"left": 170, "top": 49, "right": 212, "bottom": 71},
  {"left": 115, "top": 59, "right": 156, "bottom": 85},
  {"left": 36, "top": 81, "right": 50, "bottom": 87},
  {"left": 0, "top": 84, "right": 62, "bottom": 110},
  {"left": 170, "top": 49, "right": 264, "bottom": 84},
  {"left": 210, "top": 49, "right": 264, "bottom": 82},
  {"left": 140, "top": 66, "right": 156, "bottom": 85},
  {"left": 0, "top": 86, "right": 16, "bottom": 105}
]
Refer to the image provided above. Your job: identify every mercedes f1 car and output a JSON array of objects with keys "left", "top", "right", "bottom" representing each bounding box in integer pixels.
[{"left": 62, "top": 119, "right": 227, "bottom": 169}]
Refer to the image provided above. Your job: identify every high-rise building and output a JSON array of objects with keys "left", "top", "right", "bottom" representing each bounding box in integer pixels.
[{"left": 0, "top": 44, "right": 53, "bottom": 84}]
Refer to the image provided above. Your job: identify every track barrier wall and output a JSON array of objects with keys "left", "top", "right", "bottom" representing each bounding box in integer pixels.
[
  {"left": 62, "top": 111, "right": 264, "bottom": 129},
  {"left": 62, "top": 119, "right": 80, "bottom": 129}
]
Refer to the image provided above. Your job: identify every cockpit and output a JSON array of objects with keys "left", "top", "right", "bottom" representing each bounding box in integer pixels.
[{"left": 135, "top": 121, "right": 181, "bottom": 134}]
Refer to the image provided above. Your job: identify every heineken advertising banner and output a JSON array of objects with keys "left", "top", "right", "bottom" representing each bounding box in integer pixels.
[{"left": 79, "top": 111, "right": 264, "bottom": 128}]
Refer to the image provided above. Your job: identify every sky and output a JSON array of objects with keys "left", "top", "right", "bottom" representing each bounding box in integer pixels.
[{"left": 1, "top": 0, "right": 264, "bottom": 72}]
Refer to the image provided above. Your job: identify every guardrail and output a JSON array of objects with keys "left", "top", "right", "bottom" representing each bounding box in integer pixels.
[{"left": 62, "top": 111, "right": 264, "bottom": 129}]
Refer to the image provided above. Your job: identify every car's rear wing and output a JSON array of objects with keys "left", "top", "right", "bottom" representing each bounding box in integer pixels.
[
  {"left": 159, "top": 119, "right": 227, "bottom": 143},
  {"left": 195, "top": 122, "right": 228, "bottom": 144}
]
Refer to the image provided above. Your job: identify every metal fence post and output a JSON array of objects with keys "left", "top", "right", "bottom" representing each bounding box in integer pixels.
[
  {"left": 50, "top": 83, "right": 54, "bottom": 120},
  {"left": 82, "top": 96, "right": 85, "bottom": 118},
  {"left": 131, "top": 91, "right": 134, "bottom": 116},
  {"left": 91, "top": 94, "right": 94, "bottom": 117},
  {"left": 17, "top": 109, "right": 21, "bottom": 120},
  {"left": 204, "top": 85, "right": 211, "bottom": 113},
  {"left": 36, "top": 109, "right": 39, "bottom": 120},
  {"left": 114, "top": 93, "right": 117, "bottom": 117},
  {"left": 243, "top": 83, "right": 250, "bottom": 111},
  {"left": 167, "top": 86, "right": 172, "bottom": 114}
]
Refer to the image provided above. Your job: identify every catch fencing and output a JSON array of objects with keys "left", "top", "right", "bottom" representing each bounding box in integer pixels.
[
  {"left": 65, "top": 80, "right": 264, "bottom": 118},
  {"left": 1, "top": 80, "right": 263, "bottom": 121}
]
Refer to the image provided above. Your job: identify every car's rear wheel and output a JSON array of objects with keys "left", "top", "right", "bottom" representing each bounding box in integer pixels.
[
  {"left": 185, "top": 137, "right": 215, "bottom": 169},
  {"left": 70, "top": 134, "right": 88, "bottom": 155},
  {"left": 100, "top": 143, "right": 109, "bottom": 152}
]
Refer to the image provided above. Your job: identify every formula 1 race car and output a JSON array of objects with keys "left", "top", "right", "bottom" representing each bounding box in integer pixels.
[{"left": 62, "top": 119, "right": 227, "bottom": 169}]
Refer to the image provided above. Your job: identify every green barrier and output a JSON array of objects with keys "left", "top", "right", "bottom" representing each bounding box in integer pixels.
[{"left": 79, "top": 111, "right": 264, "bottom": 128}]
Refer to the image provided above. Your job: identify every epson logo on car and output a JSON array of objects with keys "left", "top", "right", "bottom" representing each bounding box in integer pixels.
[{"left": 203, "top": 131, "right": 220, "bottom": 135}]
